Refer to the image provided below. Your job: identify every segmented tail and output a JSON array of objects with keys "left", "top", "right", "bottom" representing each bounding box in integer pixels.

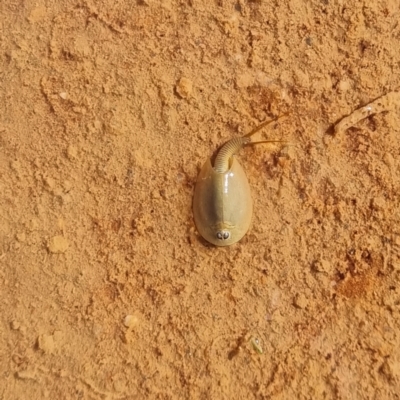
[
  {"left": 213, "top": 137, "right": 249, "bottom": 173},
  {"left": 213, "top": 116, "right": 287, "bottom": 173}
]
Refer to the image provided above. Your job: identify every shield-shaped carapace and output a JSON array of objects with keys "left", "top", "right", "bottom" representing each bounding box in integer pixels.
[{"left": 193, "top": 116, "right": 286, "bottom": 246}]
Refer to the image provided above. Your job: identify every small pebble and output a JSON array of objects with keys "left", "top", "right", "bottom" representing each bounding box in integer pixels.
[
  {"left": 66, "top": 145, "right": 78, "bottom": 160},
  {"left": 371, "top": 196, "right": 386, "bottom": 211},
  {"left": 151, "top": 190, "right": 161, "bottom": 199},
  {"left": 124, "top": 314, "right": 139, "bottom": 329},
  {"left": 337, "top": 79, "right": 351, "bottom": 93},
  {"left": 313, "top": 259, "right": 331, "bottom": 273},
  {"left": 38, "top": 333, "right": 55, "bottom": 354},
  {"left": 44, "top": 176, "right": 56, "bottom": 189},
  {"left": 10, "top": 320, "right": 20, "bottom": 330},
  {"left": 16, "top": 370, "right": 37, "bottom": 380},
  {"left": 16, "top": 232, "right": 26, "bottom": 242},
  {"left": 48, "top": 235, "right": 69, "bottom": 253},
  {"left": 383, "top": 152, "right": 394, "bottom": 169},
  {"left": 294, "top": 293, "right": 308, "bottom": 309},
  {"left": 176, "top": 77, "right": 193, "bottom": 99}
]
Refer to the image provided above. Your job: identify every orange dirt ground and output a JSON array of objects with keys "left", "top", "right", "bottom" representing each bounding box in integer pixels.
[{"left": 1, "top": 1, "right": 400, "bottom": 399}]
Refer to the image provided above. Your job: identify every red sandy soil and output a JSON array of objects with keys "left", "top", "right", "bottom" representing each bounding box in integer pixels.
[{"left": 1, "top": 1, "right": 400, "bottom": 398}]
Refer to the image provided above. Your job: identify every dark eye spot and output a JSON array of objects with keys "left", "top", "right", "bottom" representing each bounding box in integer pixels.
[{"left": 216, "top": 230, "right": 230, "bottom": 241}]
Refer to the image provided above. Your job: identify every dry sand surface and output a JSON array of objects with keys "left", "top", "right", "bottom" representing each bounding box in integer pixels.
[{"left": 1, "top": 0, "right": 400, "bottom": 399}]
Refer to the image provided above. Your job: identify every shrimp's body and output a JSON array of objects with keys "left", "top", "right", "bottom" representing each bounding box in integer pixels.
[{"left": 193, "top": 116, "right": 286, "bottom": 246}]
